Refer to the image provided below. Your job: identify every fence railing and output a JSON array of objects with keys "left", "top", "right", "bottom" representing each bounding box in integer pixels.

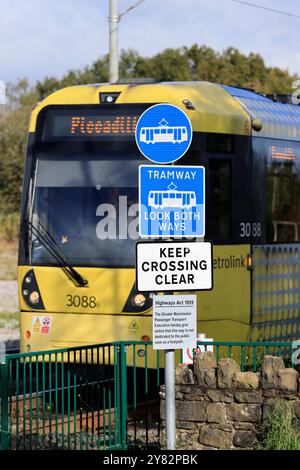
[
  {"left": 0, "top": 341, "right": 164, "bottom": 451},
  {"left": 183, "top": 340, "right": 294, "bottom": 371},
  {"left": 0, "top": 340, "right": 295, "bottom": 450}
]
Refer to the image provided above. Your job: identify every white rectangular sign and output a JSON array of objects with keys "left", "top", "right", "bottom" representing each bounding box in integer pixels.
[
  {"left": 136, "top": 241, "right": 213, "bottom": 292},
  {"left": 182, "top": 334, "right": 214, "bottom": 365},
  {"left": 153, "top": 295, "right": 197, "bottom": 350}
]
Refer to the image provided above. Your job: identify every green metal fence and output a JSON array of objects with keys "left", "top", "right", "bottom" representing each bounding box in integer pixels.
[
  {"left": 0, "top": 340, "right": 295, "bottom": 450},
  {"left": 189, "top": 341, "right": 294, "bottom": 371},
  {"left": 0, "top": 341, "right": 163, "bottom": 450}
]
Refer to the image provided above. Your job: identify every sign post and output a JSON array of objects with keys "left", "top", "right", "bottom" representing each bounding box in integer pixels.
[
  {"left": 135, "top": 103, "right": 213, "bottom": 450},
  {"left": 153, "top": 294, "right": 197, "bottom": 449},
  {"left": 165, "top": 349, "right": 176, "bottom": 450}
]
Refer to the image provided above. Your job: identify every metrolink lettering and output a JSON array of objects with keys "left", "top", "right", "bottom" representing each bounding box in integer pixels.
[
  {"left": 147, "top": 169, "right": 197, "bottom": 180},
  {"left": 213, "top": 255, "right": 245, "bottom": 269}
]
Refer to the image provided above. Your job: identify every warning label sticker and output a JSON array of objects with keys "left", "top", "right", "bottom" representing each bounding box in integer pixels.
[
  {"left": 128, "top": 320, "right": 139, "bottom": 332},
  {"left": 32, "top": 316, "right": 52, "bottom": 334}
]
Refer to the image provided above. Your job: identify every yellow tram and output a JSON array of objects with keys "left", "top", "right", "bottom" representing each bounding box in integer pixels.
[{"left": 18, "top": 81, "right": 300, "bottom": 354}]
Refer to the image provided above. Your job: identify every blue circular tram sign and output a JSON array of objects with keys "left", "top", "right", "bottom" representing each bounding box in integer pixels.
[{"left": 135, "top": 104, "right": 192, "bottom": 164}]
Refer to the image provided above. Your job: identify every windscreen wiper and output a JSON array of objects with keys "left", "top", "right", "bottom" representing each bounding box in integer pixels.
[{"left": 25, "top": 220, "right": 88, "bottom": 287}]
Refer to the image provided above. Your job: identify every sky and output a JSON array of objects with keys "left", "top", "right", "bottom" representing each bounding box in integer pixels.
[{"left": 0, "top": 0, "right": 300, "bottom": 84}]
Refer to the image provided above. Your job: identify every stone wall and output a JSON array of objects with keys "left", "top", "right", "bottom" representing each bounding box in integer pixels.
[{"left": 160, "top": 353, "right": 300, "bottom": 450}]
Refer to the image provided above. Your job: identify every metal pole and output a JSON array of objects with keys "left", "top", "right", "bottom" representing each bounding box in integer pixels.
[
  {"left": 164, "top": 349, "right": 176, "bottom": 450},
  {"left": 109, "top": 0, "right": 119, "bottom": 83}
]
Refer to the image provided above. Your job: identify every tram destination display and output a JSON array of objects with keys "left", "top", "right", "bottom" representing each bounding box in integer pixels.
[{"left": 38, "top": 106, "right": 148, "bottom": 141}]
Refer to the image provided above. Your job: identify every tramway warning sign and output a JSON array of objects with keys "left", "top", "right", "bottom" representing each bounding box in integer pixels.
[
  {"left": 136, "top": 241, "right": 213, "bottom": 292},
  {"left": 135, "top": 104, "right": 192, "bottom": 164},
  {"left": 153, "top": 295, "right": 197, "bottom": 350},
  {"left": 139, "top": 165, "right": 205, "bottom": 238}
]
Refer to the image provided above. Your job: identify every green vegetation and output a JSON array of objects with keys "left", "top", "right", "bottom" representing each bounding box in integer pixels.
[
  {"left": 0, "top": 311, "right": 19, "bottom": 326},
  {"left": 0, "top": 45, "right": 298, "bottom": 228},
  {"left": 0, "top": 213, "right": 19, "bottom": 241},
  {"left": 259, "top": 401, "right": 300, "bottom": 450},
  {"left": 0, "top": 213, "right": 18, "bottom": 280},
  {"left": 0, "top": 245, "right": 17, "bottom": 280}
]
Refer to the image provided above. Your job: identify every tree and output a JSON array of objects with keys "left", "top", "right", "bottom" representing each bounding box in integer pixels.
[
  {"left": 0, "top": 80, "right": 38, "bottom": 214},
  {"left": 0, "top": 45, "right": 299, "bottom": 215}
]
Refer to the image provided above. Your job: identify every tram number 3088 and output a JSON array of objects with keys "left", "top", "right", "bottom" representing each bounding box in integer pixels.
[
  {"left": 240, "top": 222, "right": 262, "bottom": 238},
  {"left": 66, "top": 295, "right": 98, "bottom": 308}
]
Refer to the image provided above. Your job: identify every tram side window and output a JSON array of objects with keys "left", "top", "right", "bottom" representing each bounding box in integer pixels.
[
  {"left": 267, "top": 160, "right": 300, "bottom": 243},
  {"left": 208, "top": 159, "right": 232, "bottom": 240},
  {"left": 206, "top": 134, "right": 234, "bottom": 154}
]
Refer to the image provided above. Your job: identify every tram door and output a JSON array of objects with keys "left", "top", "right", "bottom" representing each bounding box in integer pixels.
[{"left": 196, "top": 134, "right": 252, "bottom": 342}]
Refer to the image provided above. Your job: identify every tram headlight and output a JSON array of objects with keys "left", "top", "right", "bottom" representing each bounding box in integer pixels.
[
  {"left": 99, "top": 92, "right": 120, "bottom": 103},
  {"left": 29, "top": 291, "right": 40, "bottom": 305},
  {"left": 22, "top": 270, "right": 45, "bottom": 310},
  {"left": 133, "top": 293, "right": 146, "bottom": 308}
]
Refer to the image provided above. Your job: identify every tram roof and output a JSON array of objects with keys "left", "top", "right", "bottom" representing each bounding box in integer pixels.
[
  {"left": 29, "top": 81, "right": 300, "bottom": 140},
  {"left": 221, "top": 84, "right": 300, "bottom": 141}
]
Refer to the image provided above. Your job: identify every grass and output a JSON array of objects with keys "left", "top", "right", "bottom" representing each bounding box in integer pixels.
[
  {"left": 0, "top": 309, "right": 19, "bottom": 330},
  {"left": 258, "top": 401, "right": 300, "bottom": 450}
]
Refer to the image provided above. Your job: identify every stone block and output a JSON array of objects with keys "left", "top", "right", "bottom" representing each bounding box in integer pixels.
[
  {"left": 199, "top": 425, "right": 233, "bottom": 449},
  {"left": 176, "top": 431, "right": 198, "bottom": 450},
  {"left": 233, "top": 371, "right": 260, "bottom": 389},
  {"left": 181, "top": 385, "right": 204, "bottom": 396},
  {"left": 227, "top": 403, "right": 261, "bottom": 423},
  {"left": 204, "top": 368, "right": 217, "bottom": 389},
  {"left": 218, "top": 358, "right": 240, "bottom": 388},
  {"left": 184, "top": 393, "right": 204, "bottom": 401},
  {"left": 175, "top": 364, "right": 195, "bottom": 385},
  {"left": 194, "top": 352, "right": 216, "bottom": 387},
  {"left": 233, "top": 422, "right": 256, "bottom": 431},
  {"left": 262, "top": 390, "right": 277, "bottom": 398},
  {"left": 206, "top": 403, "right": 227, "bottom": 424},
  {"left": 235, "top": 391, "right": 263, "bottom": 404},
  {"left": 262, "top": 399, "right": 277, "bottom": 421},
  {"left": 210, "top": 423, "right": 233, "bottom": 432},
  {"left": 261, "top": 356, "right": 285, "bottom": 389},
  {"left": 205, "top": 389, "right": 234, "bottom": 403},
  {"left": 277, "top": 368, "right": 298, "bottom": 392},
  {"left": 177, "top": 401, "right": 207, "bottom": 422},
  {"left": 176, "top": 421, "right": 197, "bottom": 430},
  {"left": 233, "top": 431, "right": 258, "bottom": 448},
  {"left": 293, "top": 401, "right": 300, "bottom": 419}
]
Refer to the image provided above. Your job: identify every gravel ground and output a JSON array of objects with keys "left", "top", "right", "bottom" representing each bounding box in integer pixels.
[
  {"left": 0, "top": 280, "right": 18, "bottom": 313},
  {"left": 0, "top": 280, "right": 20, "bottom": 346}
]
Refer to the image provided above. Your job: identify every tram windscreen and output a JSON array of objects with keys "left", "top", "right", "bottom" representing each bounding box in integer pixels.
[{"left": 30, "top": 146, "right": 143, "bottom": 267}]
